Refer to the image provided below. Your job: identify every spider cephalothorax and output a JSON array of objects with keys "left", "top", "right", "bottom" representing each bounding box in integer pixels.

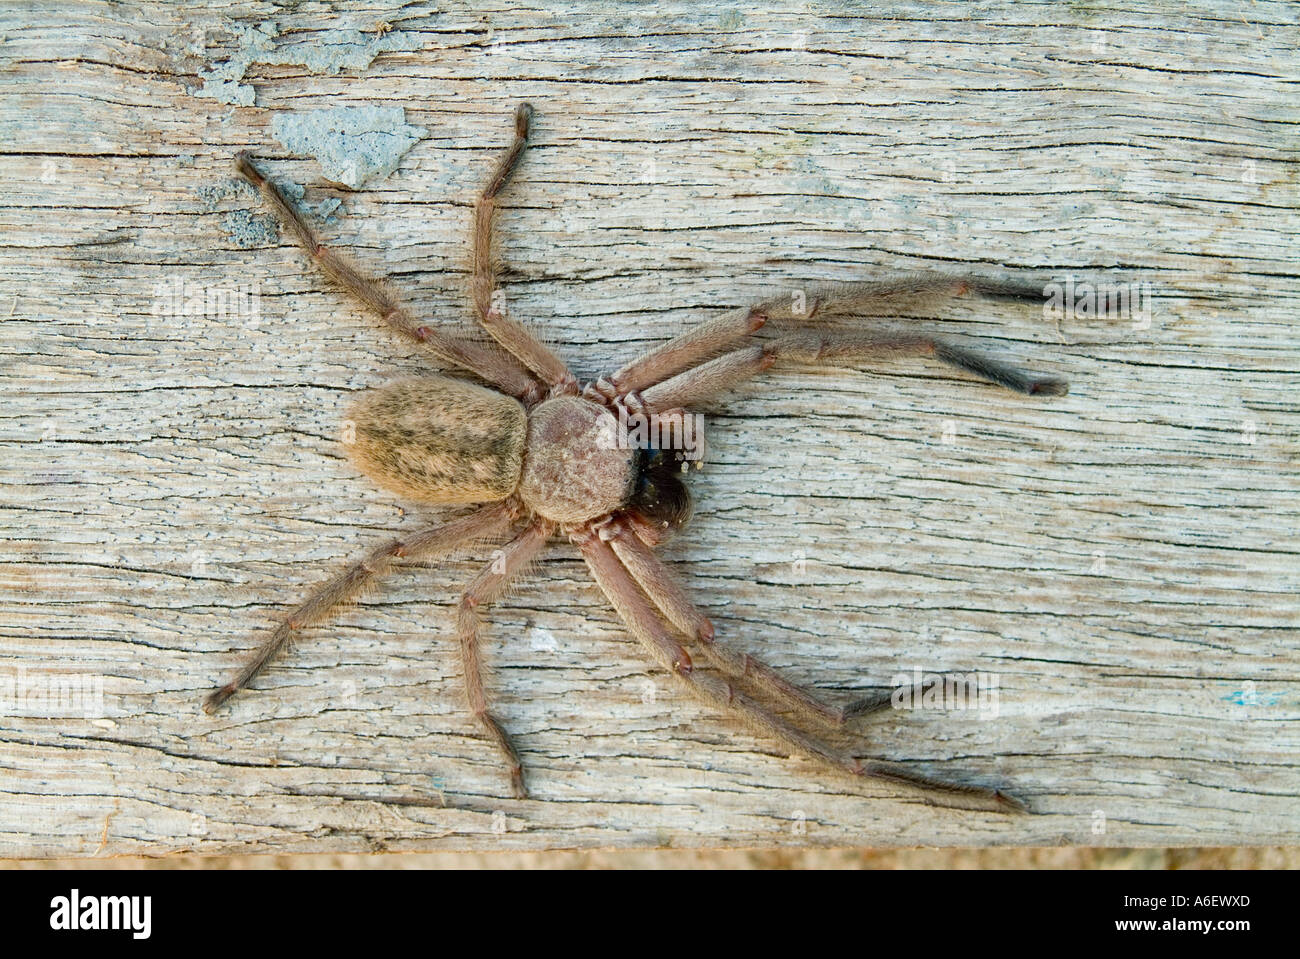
[{"left": 207, "top": 102, "right": 1074, "bottom": 813}]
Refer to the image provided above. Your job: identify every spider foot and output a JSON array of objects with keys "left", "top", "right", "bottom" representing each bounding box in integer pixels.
[
  {"left": 508, "top": 765, "right": 528, "bottom": 800},
  {"left": 202, "top": 684, "right": 237, "bottom": 714}
]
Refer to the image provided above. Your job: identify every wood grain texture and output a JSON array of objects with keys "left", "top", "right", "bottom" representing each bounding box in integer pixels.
[{"left": 1, "top": 0, "right": 1297, "bottom": 856}]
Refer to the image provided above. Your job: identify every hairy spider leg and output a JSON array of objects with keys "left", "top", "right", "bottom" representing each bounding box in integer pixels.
[
  {"left": 234, "top": 152, "right": 541, "bottom": 403},
  {"left": 576, "top": 528, "right": 1024, "bottom": 813},
  {"left": 473, "top": 103, "right": 578, "bottom": 396},
  {"left": 601, "top": 518, "right": 894, "bottom": 729},
  {"left": 204, "top": 502, "right": 517, "bottom": 713},
  {"left": 456, "top": 519, "right": 554, "bottom": 798}
]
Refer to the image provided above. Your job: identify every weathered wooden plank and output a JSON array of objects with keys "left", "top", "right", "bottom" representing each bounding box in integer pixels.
[{"left": 0, "top": 0, "right": 1296, "bottom": 855}]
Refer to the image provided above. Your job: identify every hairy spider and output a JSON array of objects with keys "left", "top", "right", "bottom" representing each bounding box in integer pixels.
[{"left": 207, "top": 102, "right": 1071, "bottom": 814}]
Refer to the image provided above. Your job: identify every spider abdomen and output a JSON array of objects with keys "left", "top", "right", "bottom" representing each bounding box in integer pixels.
[{"left": 344, "top": 376, "right": 527, "bottom": 504}]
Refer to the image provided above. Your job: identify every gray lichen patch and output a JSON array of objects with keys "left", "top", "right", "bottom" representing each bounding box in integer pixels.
[
  {"left": 315, "top": 197, "right": 342, "bottom": 222},
  {"left": 270, "top": 106, "right": 426, "bottom": 189},
  {"left": 196, "top": 178, "right": 256, "bottom": 209},
  {"left": 221, "top": 209, "right": 279, "bottom": 248},
  {"left": 196, "top": 21, "right": 416, "bottom": 107}
]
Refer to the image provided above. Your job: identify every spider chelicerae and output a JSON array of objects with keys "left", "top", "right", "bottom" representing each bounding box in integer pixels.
[{"left": 206, "top": 102, "right": 1072, "bottom": 813}]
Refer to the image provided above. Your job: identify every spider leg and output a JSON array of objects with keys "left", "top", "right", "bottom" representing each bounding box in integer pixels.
[
  {"left": 610, "top": 518, "right": 1007, "bottom": 728},
  {"left": 600, "top": 518, "right": 889, "bottom": 730},
  {"left": 203, "top": 501, "right": 517, "bottom": 713},
  {"left": 456, "top": 519, "right": 554, "bottom": 799},
  {"left": 603, "top": 272, "right": 1062, "bottom": 404},
  {"left": 234, "top": 153, "right": 541, "bottom": 402},
  {"left": 638, "top": 331, "right": 1066, "bottom": 412},
  {"left": 575, "top": 526, "right": 1024, "bottom": 813},
  {"left": 750, "top": 272, "right": 1051, "bottom": 321},
  {"left": 584, "top": 307, "right": 767, "bottom": 404},
  {"left": 772, "top": 332, "right": 1067, "bottom": 395},
  {"left": 473, "top": 103, "right": 577, "bottom": 395},
  {"left": 636, "top": 345, "right": 773, "bottom": 412}
]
